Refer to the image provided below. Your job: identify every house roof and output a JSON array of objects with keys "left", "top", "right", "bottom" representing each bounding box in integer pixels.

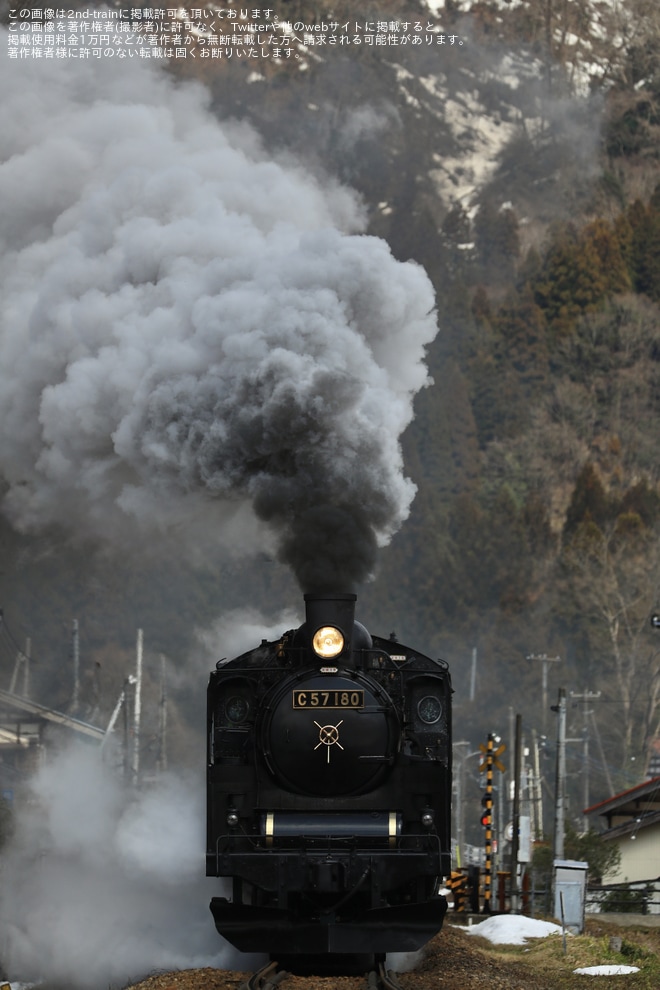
[
  {"left": 0, "top": 687, "right": 104, "bottom": 740},
  {"left": 599, "top": 808, "right": 660, "bottom": 842},
  {"left": 584, "top": 776, "right": 660, "bottom": 817}
]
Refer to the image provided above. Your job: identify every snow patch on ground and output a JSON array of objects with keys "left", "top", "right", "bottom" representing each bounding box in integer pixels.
[
  {"left": 462, "top": 915, "right": 642, "bottom": 976},
  {"left": 574, "top": 965, "right": 640, "bottom": 976},
  {"left": 463, "top": 914, "right": 564, "bottom": 944}
]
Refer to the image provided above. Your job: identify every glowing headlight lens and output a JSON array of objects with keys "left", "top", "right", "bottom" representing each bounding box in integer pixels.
[{"left": 312, "top": 626, "right": 344, "bottom": 659}]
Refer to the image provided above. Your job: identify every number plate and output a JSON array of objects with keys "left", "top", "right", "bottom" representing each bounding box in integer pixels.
[{"left": 292, "top": 689, "right": 364, "bottom": 709}]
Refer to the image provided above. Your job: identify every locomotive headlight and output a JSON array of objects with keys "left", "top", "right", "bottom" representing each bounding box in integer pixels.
[
  {"left": 312, "top": 626, "right": 344, "bottom": 659},
  {"left": 417, "top": 695, "right": 442, "bottom": 724},
  {"left": 224, "top": 696, "right": 250, "bottom": 724}
]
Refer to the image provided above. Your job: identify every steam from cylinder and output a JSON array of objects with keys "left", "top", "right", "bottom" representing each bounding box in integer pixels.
[{"left": 0, "top": 39, "right": 438, "bottom": 591}]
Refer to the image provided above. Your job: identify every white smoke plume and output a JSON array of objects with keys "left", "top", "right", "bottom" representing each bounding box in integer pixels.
[
  {"left": 0, "top": 35, "right": 438, "bottom": 592},
  {"left": 0, "top": 745, "right": 253, "bottom": 988},
  {"left": 193, "top": 606, "right": 300, "bottom": 672}
]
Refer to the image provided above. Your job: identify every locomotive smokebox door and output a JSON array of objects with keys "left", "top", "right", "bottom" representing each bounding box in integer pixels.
[{"left": 262, "top": 671, "right": 398, "bottom": 796}]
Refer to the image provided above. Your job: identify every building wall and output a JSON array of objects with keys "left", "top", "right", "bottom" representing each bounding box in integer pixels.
[{"left": 609, "top": 826, "right": 660, "bottom": 885}]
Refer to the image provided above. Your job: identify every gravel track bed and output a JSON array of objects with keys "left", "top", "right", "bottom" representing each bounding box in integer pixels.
[{"left": 120, "top": 923, "right": 598, "bottom": 990}]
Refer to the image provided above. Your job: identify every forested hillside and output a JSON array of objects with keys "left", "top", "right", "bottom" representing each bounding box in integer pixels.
[{"left": 1, "top": 0, "right": 660, "bottom": 832}]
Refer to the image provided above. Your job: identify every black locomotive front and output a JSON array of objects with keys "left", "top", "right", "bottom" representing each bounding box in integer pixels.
[{"left": 206, "top": 593, "right": 452, "bottom": 957}]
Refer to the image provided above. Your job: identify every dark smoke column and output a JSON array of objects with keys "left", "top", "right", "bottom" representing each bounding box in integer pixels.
[
  {"left": 0, "top": 45, "right": 439, "bottom": 586},
  {"left": 281, "top": 504, "right": 379, "bottom": 594}
]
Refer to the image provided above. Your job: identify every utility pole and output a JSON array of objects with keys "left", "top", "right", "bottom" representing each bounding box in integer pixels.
[
  {"left": 510, "top": 714, "right": 522, "bottom": 912},
  {"left": 531, "top": 729, "right": 544, "bottom": 838},
  {"left": 470, "top": 647, "right": 477, "bottom": 702},
  {"left": 589, "top": 708, "right": 614, "bottom": 796},
  {"left": 552, "top": 688, "right": 567, "bottom": 861},
  {"left": 453, "top": 741, "right": 469, "bottom": 866},
  {"left": 453, "top": 741, "right": 480, "bottom": 867},
  {"left": 72, "top": 618, "right": 80, "bottom": 713},
  {"left": 9, "top": 637, "right": 31, "bottom": 697},
  {"left": 508, "top": 706, "right": 515, "bottom": 824},
  {"left": 570, "top": 690, "right": 601, "bottom": 829},
  {"left": 157, "top": 654, "right": 167, "bottom": 773},
  {"left": 102, "top": 676, "right": 135, "bottom": 749},
  {"left": 124, "top": 675, "right": 131, "bottom": 780},
  {"left": 23, "top": 637, "right": 31, "bottom": 697},
  {"left": 526, "top": 653, "right": 561, "bottom": 733},
  {"left": 132, "top": 628, "right": 143, "bottom": 788},
  {"left": 9, "top": 648, "right": 20, "bottom": 694}
]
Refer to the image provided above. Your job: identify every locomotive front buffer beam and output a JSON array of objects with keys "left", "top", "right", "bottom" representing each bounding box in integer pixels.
[
  {"left": 208, "top": 846, "right": 448, "bottom": 954},
  {"left": 209, "top": 893, "right": 448, "bottom": 955}
]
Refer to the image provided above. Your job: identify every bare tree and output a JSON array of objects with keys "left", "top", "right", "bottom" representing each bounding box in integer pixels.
[{"left": 562, "top": 518, "right": 660, "bottom": 778}]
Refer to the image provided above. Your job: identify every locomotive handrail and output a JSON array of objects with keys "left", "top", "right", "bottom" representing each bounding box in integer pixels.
[
  {"left": 214, "top": 828, "right": 262, "bottom": 857},
  {"left": 361, "top": 649, "right": 406, "bottom": 699},
  {"left": 395, "top": 831, "right": 445, "bottom": 863},
  {"left": 213, "top": 654, "right": 407, "bottom": 674},
  {"left": 214, "top": 828, "right": 444, "bottom": 854}
]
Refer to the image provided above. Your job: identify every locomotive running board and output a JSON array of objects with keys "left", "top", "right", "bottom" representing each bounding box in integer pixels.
[{"left": 210, "top": 894, "right": 447, "bottom": 955}]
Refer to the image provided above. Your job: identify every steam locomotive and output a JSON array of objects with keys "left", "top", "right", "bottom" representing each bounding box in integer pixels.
[{"left": 206, "top": 593, "right": 452, "bottom": 960}]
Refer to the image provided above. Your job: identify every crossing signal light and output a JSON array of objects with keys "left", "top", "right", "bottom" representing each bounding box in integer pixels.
[
  {"left": 481, "top": 794, "right": 491, "bottom": 827},
  {"left": 480, "top": 809, "right": 490, "bottom": 827}
]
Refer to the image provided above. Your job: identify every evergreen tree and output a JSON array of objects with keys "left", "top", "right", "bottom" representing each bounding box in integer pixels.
[
  {"left": 474, "top": 200, "right": 521, "bottom": 282},
  {"left": 493, "top": 290, "right": 549, "bottom": 392},
  {"left": 582, "top": 218, "right": 631, "bottom": 295},
  {"left": 564, "top": 463, "right": 612, "bottom": 538},
  {"left": 533, "top": 222, "right": 621, "bottom": 332},
  {"left": 531, "top": 826, "right": 621, "bottom": 885},
  {"left": 628, "top": 191, "right": 660, "bottom": 300},
  {"left": 620, "top": 478, "right": 660, "bottom": 527}
]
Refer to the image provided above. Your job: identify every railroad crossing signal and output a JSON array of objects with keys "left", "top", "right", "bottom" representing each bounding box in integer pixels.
[
  {"left": 479, "top": 740, "right": 506, "bottom": 773},
  {"left": 479, "top": 734, "right": 506, "bottom": 914},
  {"left": 480, "top": 794, "right": 490, "bottom": 828}
]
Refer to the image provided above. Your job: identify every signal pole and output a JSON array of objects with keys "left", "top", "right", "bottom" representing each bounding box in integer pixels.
[
  {"left": 479, "top": 733, "right": 506, "bottom": 914},
  {"left": 480, "top": 735, "right": 494, "bottom": 914}
]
